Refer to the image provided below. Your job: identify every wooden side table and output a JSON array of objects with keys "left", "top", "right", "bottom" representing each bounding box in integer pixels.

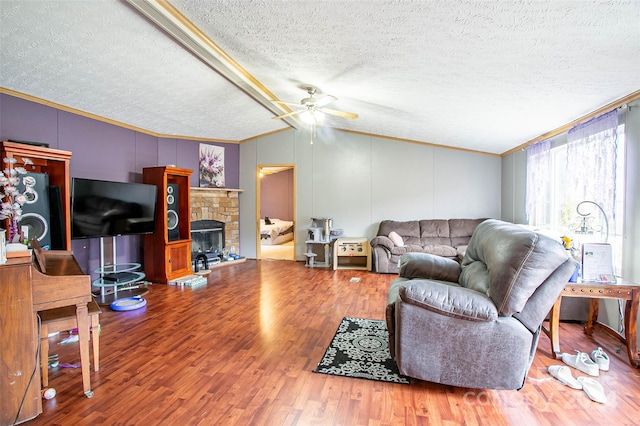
[
  {"left": 333, "top": 237, "right": 371, "bottom": 271},
  {"left": 544, "top": 280, "right": 640, "bottom": 367}
]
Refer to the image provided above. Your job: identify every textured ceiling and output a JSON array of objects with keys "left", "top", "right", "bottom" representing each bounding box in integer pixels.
[{"left": 1, "top": 0, "right": 639, "bottom": 154}]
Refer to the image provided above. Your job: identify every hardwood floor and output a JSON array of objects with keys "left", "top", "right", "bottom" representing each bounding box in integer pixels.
[
  {"left": 260, "top": 241, "right": 295, "bottom": 260},
  {"left": 28, "top": 260, "right": 640, "bottom": 425}
]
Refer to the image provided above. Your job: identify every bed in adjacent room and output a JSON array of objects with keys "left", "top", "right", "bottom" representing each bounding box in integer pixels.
[{"left": 260, "top": 218, "right": 294, "bottom": 245}]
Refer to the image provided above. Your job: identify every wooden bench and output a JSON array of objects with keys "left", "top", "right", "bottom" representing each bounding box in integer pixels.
[{"left": 38, "top": 298, "right": 102, "bottom": 389}]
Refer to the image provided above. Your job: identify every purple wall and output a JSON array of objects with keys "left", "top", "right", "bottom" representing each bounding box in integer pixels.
[
  {"left": 0, "top": 93, "right": 240, "bottom": 278},
  {"left": 260, "top": 169, "right": 294, "bottom": 221}
]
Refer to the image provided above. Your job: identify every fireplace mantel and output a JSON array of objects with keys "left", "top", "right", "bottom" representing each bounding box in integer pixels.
[{"left": 190, "top": 187, "right": 243, "bottom": 194}]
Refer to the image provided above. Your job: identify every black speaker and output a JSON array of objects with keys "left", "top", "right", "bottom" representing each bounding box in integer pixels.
[
  {"left": 48, "top": 185, "right": 66, "bottom": 250},
  {"left": 18, "top": 172, "right": 51, "bottom": 249},
  {"left": 167, "top": 183, "right": 179, "bottom": 241}
]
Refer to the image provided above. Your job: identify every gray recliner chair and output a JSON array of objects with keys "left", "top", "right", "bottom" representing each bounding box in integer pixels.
[{"left": 386, "top": 219, "right": 578, "bottom": 390}]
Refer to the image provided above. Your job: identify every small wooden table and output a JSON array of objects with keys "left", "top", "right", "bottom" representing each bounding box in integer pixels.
[
  {"left": 545, "top": 279, "right": 640, "bottom": 367},
  {"left": 333, "top": 238, "right": 371, "bottom": 271}
]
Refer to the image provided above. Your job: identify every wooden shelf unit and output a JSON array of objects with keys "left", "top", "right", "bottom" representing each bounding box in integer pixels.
[
  {"left": 143, "top": 166, "right": 193, "bottom": 284},
  {"left": 1, "top": 141, "right": 72, "bottom": 249}
]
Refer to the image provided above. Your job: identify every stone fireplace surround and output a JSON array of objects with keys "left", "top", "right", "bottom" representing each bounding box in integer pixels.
[{"left": 190, "top": 187, "right": 241, "bottom": 254}]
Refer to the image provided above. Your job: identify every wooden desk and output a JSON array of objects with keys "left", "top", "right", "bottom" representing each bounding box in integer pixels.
[
  {"left": 0, "top": 250, "right": 92, "bottom": 426},
  {"left": 545, "top": 280, "right": 640, "bottom": 367}
]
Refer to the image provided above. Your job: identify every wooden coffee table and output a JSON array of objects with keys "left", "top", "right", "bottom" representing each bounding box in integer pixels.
[{"left": 544, "top": 279, "right": 640, "bottom": 367}]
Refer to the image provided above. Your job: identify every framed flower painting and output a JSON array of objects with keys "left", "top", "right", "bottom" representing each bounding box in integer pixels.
[{"left": 199, "top": 144, "right": 225, "bottom": 188}]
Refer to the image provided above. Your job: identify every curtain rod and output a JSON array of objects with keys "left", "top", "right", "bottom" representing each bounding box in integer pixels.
[{"left": 502, "top": 90, "right": 640, "bottom": 157}]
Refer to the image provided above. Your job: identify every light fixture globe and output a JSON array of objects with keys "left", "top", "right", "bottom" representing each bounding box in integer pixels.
[{"left": 300, "top": 110, "right": 315, "bottom": 124}]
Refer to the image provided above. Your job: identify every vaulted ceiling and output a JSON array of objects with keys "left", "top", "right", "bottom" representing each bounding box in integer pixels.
[{"left": 1, "top": 0, "right": 638, "bottom": 155}]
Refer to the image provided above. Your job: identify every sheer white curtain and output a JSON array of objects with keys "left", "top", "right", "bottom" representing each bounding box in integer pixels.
[
  {"left": 526, "top": 109, "right": 619, "bottom": 229},
  {"left": 525, "top": 139, "right": 551, "bottom": 225},
  {"left": 566, "top": 110, "right": 619, "bottom": 223}
]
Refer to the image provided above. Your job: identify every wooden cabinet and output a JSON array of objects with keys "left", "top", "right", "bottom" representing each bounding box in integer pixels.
[
  {"left": 0, "top": 259, "right": 42, "bottom": 426},
  {"left": 166, "top": 242, "right": 192, "bottom": 277},
  {"left": 1, "top": 141, "right": 72, "bottom": 250},
  {"left": 143, "top": 166, "right": 193, "bottom": 284}
]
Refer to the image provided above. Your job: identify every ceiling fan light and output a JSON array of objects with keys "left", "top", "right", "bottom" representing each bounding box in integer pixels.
[
  {"left": 314, "top": 110, "right": 325, "bottom": 123},
  {"left": 300, "top": 110, "right": 315, "bottom": 124}
]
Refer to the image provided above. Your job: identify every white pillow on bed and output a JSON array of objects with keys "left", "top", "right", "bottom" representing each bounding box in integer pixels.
[{"left": 388, "top": 231, "right": 404, "bottom": 247}]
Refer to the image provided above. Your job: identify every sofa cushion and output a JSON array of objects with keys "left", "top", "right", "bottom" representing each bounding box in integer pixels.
[
  {"left": 378, "top": 220, "right": 420, "bottom": 238},
  {"left": 462, "top": 219, "right": 569, "bottom": 316},
  {"left": 388, "top": 231, "right": 404, "bottom": 247},
  {"left": 423, "top": 244, "right": 457, "bottom": 258},
  {"left": 390, "top": 244, "right": 457, "bottom": 258},
  {"left": 418, "top": 219, "right": 451, "bottom": 246},
  {"left": 449, "top": 218, "right": 487, "bottom": 247},
  {"left": 400, "top": 280, "right": 498, "bottom": 322}
]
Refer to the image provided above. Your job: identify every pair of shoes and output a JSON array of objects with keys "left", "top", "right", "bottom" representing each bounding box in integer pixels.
[
  {"left": 561, "top": 351, "right": 599, "bottom": 376},
  {"left": 591, "top": 347, "right": 610, "bottom": 371},
  {"left": 577, "top": 377, "right": 607, "bottom": 404},
  {"left": 547, "top": 365, "right": 581, "bottom": 389},
  {"left": 547, "top": 365, "right": 607, "bottom": 404}
]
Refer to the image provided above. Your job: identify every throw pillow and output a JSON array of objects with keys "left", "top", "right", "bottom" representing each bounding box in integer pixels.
[{"left": 388, "top": 231, "right": 404, "bottom": 247}]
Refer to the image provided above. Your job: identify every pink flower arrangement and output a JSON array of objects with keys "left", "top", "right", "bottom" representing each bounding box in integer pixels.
[
  {"left": 199, "top": 148, "right": 225, "bottom": 188},
  {"left": 1, "top": 157, "right": 35, "bottom": 242}
]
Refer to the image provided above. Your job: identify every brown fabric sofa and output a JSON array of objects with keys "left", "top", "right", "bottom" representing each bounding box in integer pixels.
[
  {"left": 386, "top": 219, "right": 578, "bottom": 389},
  {"left": 370, "top": 218, "right": 487, "bottom": 273}
]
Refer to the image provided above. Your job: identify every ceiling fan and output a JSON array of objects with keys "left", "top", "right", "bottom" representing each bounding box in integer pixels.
[{"left": 272, "top": 87, "right": 358, "bottom": 123}]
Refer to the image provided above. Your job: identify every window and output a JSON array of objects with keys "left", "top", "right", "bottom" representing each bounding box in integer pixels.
[
  {"left": 553, "top": 125, "right": 625, "bottom": 274},
  {"left": 527, "top": 116, "right": 626, "bottom": 276}
]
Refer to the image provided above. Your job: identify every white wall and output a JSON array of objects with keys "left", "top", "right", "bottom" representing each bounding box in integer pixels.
[
  {"left": 622, "top": 103, "right": 640, "bottom": 283},
  {"left": 623, "top": 102, "right": 640, "bottom": 348},
  {"left": 240, "top": 127, "right": 502, "bottom": 260},
  {"left": 500, "top": 149, "right": 527, "bottom": 224}
]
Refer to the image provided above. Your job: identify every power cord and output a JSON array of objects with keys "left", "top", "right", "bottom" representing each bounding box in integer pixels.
[{"left": 618, "top": 299, "right": 625, "bottom": 334}]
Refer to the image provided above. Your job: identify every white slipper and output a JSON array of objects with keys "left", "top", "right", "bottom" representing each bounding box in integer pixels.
[
  {"left": 547, "top": 365, "right": 582, "bottom": 390},
  {"left": 577, "top": 376, "right": 607, "bottom": 404},
  {"left": 561, "top": 351, "right": 599, "bottom": 376},
  {"left": 591, "top": 347, "right": 610, "bottom": 371}
]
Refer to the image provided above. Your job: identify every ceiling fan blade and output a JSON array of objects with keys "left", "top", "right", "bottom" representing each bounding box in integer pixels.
[
  {"left": 315, "top": 95, "right": 337, "bottom": 107},
  {"left": 272, "top": 100, "right": 302, "bottom": 107},
  {"left": 320, "top": 107, "right": 358, "bottom": 119},
  {"left": 272, "top": 110, "right": 304, "bottom": 120}
]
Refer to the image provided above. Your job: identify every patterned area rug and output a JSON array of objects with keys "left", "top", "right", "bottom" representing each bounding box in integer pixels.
[{"left": 315, "top": 317, "right": 411, "bottom": 384}]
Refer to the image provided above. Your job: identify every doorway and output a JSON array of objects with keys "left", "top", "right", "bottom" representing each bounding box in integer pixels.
[{"left": 257, "top": 165, "right": 295, "bottom": 260}]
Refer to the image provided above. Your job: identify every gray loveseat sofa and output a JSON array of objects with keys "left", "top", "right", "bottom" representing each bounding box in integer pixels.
[
  {"left": 386, "top": 219, "right": 578, "bottom": 389},
  {"left": 370, "top": 218, "right": 487, "bottom": 273}
]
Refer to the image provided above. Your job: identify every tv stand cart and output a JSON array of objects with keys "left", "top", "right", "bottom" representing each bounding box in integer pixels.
[{"left": 92, "top": 236, "right": 147, "bottom": 306}]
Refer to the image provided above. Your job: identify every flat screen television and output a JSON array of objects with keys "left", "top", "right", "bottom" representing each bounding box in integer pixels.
[{"left": 71, "top": 177, "right": 158, "bottom": 240}]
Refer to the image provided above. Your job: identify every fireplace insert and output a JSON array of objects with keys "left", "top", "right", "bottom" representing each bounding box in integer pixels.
[{"left": 191, "top": 220, "right": 224, "bottom": 271}]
